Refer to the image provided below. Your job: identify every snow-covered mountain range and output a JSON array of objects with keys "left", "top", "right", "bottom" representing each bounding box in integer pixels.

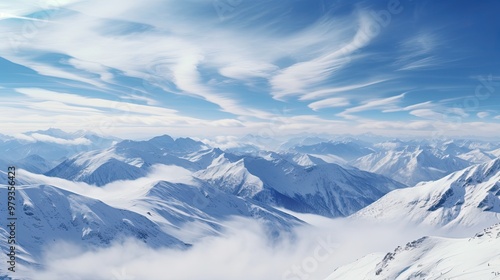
[
  {"left": 0, "top": 165, "right": 302, "bottom": 270},
  {"left": 291, "top": 140, "right": 375, "bottom": 163},
  {"left": 195, "top": 152, "right": 405, "bottom": 217},
  {"left": 283, "top": 138, "right": 500, "bottom": 186},
  {"left": 43, "top": 135, "right": 406, "bottom": 217},
  {"left": 44, "top": 135, "right": 205, "bottom": 186},
  {"left": 1, "top": 130, "right": 499, "bottom": 279}
]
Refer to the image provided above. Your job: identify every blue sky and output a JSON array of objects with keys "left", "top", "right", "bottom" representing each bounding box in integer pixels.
[{"left": 0, "top": 0, "right": 499, "bottom": 139}]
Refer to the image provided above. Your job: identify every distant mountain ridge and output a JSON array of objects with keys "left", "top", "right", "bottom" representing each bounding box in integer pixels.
[{"left": 353, "top": 144, "right": 471, "bottom": 185}]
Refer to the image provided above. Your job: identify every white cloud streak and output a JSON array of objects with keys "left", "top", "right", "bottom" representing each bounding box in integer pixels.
[
  {"left": 477, "top": 112, "right": 490, "bottom": 119},
  {"left": 308, "top": 98, "right": 350, "bottom": 111},
  {"left": 299, "top": 79, "right": 389, "bottom": 101},
  {"left": 337, "top": 93, "right": 406, "bottom": 119},
  {"left": 22, "top": 133, "right": 92, "bottom": 145},
  {"left": 395, "top": 32, "right": 446, "bottom": 71},
  {"left": 410, "top": 108, "right": 445, "bottom": 120},
  {"left": 270, "top": 12, "right": 378, "bottom": 100},
  {"left": 16, "top": 88, "right": 179, "bottom": 116}
]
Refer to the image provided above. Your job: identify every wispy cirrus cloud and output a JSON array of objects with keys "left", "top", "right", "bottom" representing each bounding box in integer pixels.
[
  {"left": 219, "top": 61, "right": 278, "bottom": 80},
  {"left": 337, "top": 93, "right": 407, "bottom": 120},
  {"left": 1, "top": 0, "right": 347, "bottom": 121},
  {"left": 270, "top": 11, "right": 378, "bottom": 100},
  {"left": 409, "top": 108, "right": 446, "bottom": 120},
  {"left": 299, "top": 79, "right": 389, "bottom": 101},
  {"left": 0, "top": 0, "right": 498, "bottom": 139},
  {"left": 382, "top": 101, "right": 434, "bottom": 113},
  {"left": 395, "top": 32, "right": 446, "bottom": 71},
  {"left": 16, "top": 88, "right": 179, "bottom": 117},
  {"left": 308, "top": 97, "right": 350, "bottom": 111},
  {"left": 398, "top": 56, "right": 443, "bottom": 71},
  {"left": 16, "top": 133, "right": 92, "bottom": 146}
]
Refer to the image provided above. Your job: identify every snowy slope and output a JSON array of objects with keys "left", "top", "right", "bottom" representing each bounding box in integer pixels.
[
  {"left": 326, "top": 223, "right": 500, "bottom": 280},
  {"left": 353, "top": 145, "right": 471, "bottom": 186},
  {"left": 438, "top": 140, "right": 474, "bottom": 156},
  {"left": 278, "top": 136, "right": 329, "bottom": 150},
  {"left": 115, "top": 135, "right": 207, "bottom": 157},
  {"left": 16, "top": 166, "right": 301, "bottom": 243},
  {"left": 119, "top": 180, "right": 301, "bottom": 241},
  {"left": 45, "top": 136, "right": 404, "bottom": 220},
  {"left": 194, "top": 154, "right": 265, "bottom": 197},
  {"left": 46, "top": 135, "right": 405, "bottom": 218},
  {"left": 284, "top": 153, "right": 328, "bottom": 167},
  {"left": 45, "top": 148, "right": 149, "bottom": 186},
  {"left": 195, "top": 153, "right": 406, "bottom": 217},
  {"left": 353, "top": 158, "right": 500, "bottom": 228},
  {"left": 291, "top": 140, "right": 374, "bottom": 162},
  {"left": 458, "top": 148, "right": 496, "bottom": 164},
  {"left": 0, "top": 166, "right": 303, "bottom": 274},
  {"left": 0, "top": 184, "right": 185, "bottom": 259},
  {"left": 15, "top": 154, "right": 56, "bottom": 174},
  {"left": 435, "top": 140, "right": 500, "bottom": 164},
  {"left": 45, "top": 135, "right": 205, "bottom": 186},
  {"left": 182, "top": 148, "right": 225, "bottom": 169},
  {"left": 490, "top": 148, "right": 500, "bottom": 158}
]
